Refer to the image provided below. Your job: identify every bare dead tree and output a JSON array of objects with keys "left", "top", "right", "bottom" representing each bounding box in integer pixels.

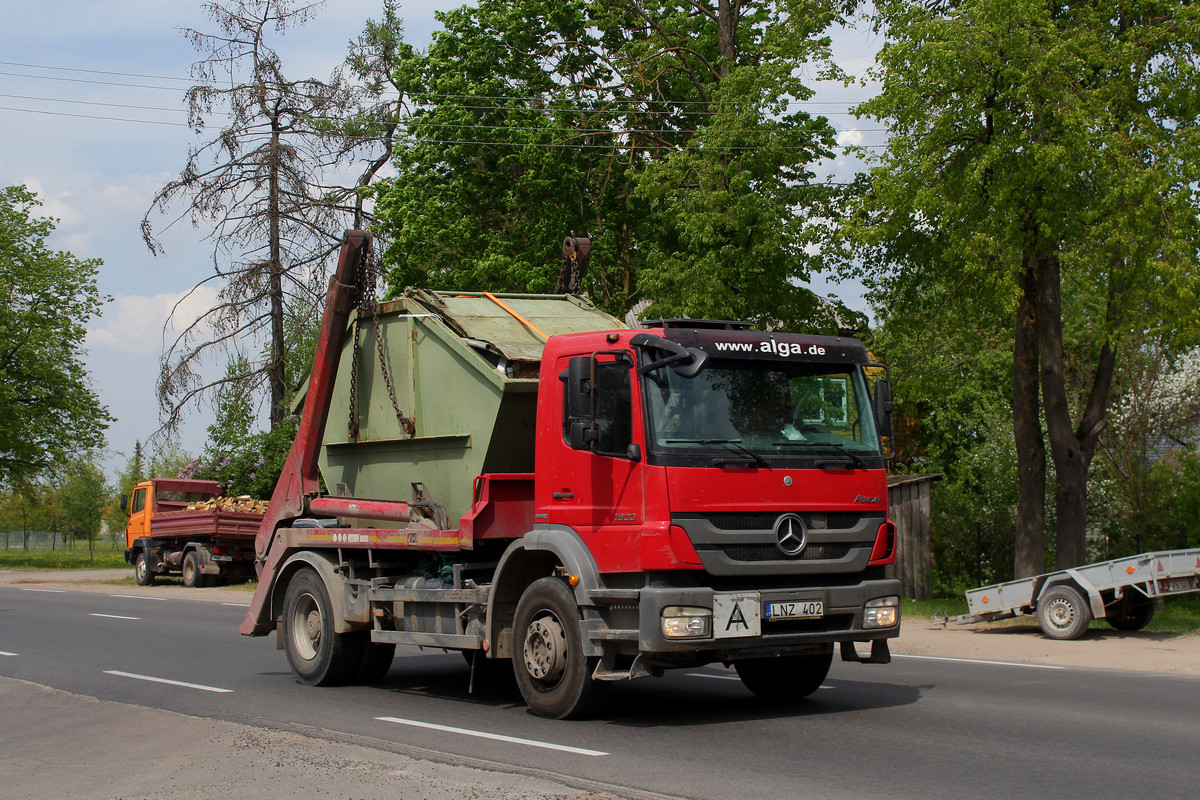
[{"left": 142, "top": 0, "right": 361, "bottom": 436}]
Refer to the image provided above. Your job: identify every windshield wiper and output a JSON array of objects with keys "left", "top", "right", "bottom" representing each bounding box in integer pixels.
[
  {"left": 772, "top": 440, "right": 870, "bottom": 469},
  {"left": 665, "top": 438, "right": 769, "bottom": 467}
]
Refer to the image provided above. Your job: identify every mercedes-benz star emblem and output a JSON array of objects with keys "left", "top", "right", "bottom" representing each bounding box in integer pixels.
[{"left": 774, "top": 513, "right": 807, "bottom": 557}]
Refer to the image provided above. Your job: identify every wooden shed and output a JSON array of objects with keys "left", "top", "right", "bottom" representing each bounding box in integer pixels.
[{"left": 886, "top": 473, "right": 943, "bottom": 601}]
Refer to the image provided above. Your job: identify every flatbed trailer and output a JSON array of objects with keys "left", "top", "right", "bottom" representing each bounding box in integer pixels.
[{"left": 955, "top": 548, "right": 1200, "bottom": 639}]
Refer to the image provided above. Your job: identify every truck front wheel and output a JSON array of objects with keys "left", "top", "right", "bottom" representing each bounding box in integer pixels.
[
  {"left": 282, "top": 569, "right": 360, "bottom": 686},
  {"left": 512, "top": 577, "right": 600, "bottom": 719},
  {"left": 735, "top": 649, "right": 833, "bottom": 702},
  {"left": 134, "top": 551, "right": 155, "bottom": 587}
]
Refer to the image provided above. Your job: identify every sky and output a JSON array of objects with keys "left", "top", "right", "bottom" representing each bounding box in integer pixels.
[{"left": 0, "top": 1, "right": 883, "bottom": 480}]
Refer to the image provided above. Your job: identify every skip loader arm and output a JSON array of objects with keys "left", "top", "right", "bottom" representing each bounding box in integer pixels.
[{"left": 239, "top": 230, "right": 372, "bottom": 636}]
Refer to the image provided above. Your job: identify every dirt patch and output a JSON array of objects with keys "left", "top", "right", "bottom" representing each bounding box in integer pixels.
[{"left": 5, "top": 568, "right": 1198, "bottom": 676}]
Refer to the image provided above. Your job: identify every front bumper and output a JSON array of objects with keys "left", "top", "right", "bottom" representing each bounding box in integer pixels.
[{"left": 632, "top": 578, "right": 902, "bottom": 655}]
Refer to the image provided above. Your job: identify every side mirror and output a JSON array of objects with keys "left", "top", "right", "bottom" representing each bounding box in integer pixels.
[
  {"left": 569, "top": 420, "right": 599, "bottom": 450},
  {"left": 872, "top": 378, "right": 895, "bottom": 443},
  {"left": 120, "top": 494, "right": 129, "bottom": 513},
  {"left": 566, "top": 356, "right": 593, "bottom": 420}
]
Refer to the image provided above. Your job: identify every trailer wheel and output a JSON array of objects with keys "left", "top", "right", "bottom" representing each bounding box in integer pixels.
[
  {"left": 181, "top": 552, "right": 201, "bottom": 588},
  {"left": 512, "top": 577, "right": 600, "bottom": 719},
  {"left": 1105, "top": 596, "right": 1156, "bottom": 631},
  {"left": 735, "top": 649, "right": 833, "bottom": 702},
  {"left": 1037, "top": 585, "right": 1092, "bottom": 640},
  {"left": 134, "top": 551, "right": 155, "bottom": 587},
  {"left": 282, "top": 569, "right": 360, "bottom": 686}
]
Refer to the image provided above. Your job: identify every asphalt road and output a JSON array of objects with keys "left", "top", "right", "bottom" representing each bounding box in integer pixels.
[{"left": 2, "top": 582, "right": 1199, "bottom": 799}]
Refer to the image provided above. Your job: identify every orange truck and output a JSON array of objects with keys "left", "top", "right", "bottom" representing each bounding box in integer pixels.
[{"left": 123, "top": 478, "right": 262, "bottom": 587}]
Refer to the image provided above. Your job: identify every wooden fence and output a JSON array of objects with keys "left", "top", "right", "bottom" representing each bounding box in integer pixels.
[{"left": 886, "top": 473, "right": 942, "bottom": 600}]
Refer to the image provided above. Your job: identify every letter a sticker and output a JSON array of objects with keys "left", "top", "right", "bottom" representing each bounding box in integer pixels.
[
  {"left": 726, "top": 602, "right": 748, "bottom": 632},
  {"left": 713, "top": 592, "right": 761, "bottom": 638}
]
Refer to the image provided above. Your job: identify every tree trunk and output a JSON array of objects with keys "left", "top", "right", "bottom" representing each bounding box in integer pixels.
[
  {"left": 717, "top": 0, "right": 736, "bottom": 78},
  {"left": 268, "top": 123, "right": 286, "bottom": 429},
  {"left": 1039, "top": 255, "right": 1119, "bottom": 568},
  {"left": 1013, "top": 254, "right": 1046, "bottom": 578}
]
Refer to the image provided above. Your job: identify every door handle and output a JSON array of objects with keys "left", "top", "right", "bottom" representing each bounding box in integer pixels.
[{"left": 552, "top": 491, "right": 575, "bottom": 500}]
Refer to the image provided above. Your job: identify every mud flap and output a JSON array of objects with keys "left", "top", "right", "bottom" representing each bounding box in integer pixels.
[{"left": 840, "top": 639, "right": 891, "bottom": 664}]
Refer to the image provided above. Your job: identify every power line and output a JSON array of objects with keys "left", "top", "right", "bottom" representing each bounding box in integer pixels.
[
  {"left": 0, "top": 60, "right": 197, "bottom": 84},
  {"left": 0, "top": 70, "right": 188, "bottom": 93},
  {"left": 0, "top": 92, "right": 189, "bottom": 114},
  {"left": 0, "top": 105, "right": 188, "bottom": 127}
]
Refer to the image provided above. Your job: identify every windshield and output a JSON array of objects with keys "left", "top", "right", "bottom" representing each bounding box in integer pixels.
[{"left": 643, "top": 360, "right": 881, "bottom": 462}]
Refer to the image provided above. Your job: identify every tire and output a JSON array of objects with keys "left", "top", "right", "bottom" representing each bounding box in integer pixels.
[
  {"left": 282, "top": 569, "right": 361, "bottom": 686},
  {"left": 735, "top": 648, "right": 833, "bottom": 702},
  {"left": 512, "top": 577, "right": 601, "bottom": 719},
  {"left": 1037, "top": 585, "right": 1093, "bottom": 640},
  {"left": 353, "top": 638, "right": 396, "bottom": 685},
  {"left": 134, "top": 551, "right": 155, "bottom": 586},
  {"left": 1105, "top": 596, "right": 1156, "bottom": 631},
  {"left": 181, "top": 552, "right": 200, "bottom": 588}
]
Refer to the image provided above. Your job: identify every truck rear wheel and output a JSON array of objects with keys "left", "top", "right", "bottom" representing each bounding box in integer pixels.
[
  {"left": 735, "top": 649, "right": 833, "bottom": 702},
  {"left": 1037, "top": 584, "right": 1092, "bottom": 640},
  {"left": 134, "top": 551, "right": 155, "bottom": 587},
  {"left": 182, "top": 552, "right": 201, "bottom": 588},
  {"left": 282, "top": 568, "right": 360, "bottom": 686},
  {"left": 512, "top": 577, "right": 600, "bottom": 719}
]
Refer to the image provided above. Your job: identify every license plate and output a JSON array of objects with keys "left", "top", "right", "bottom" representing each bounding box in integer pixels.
[
  {"left": 1165, "top": 578, "right": 1193, "bottom": 592},
  {"left": 765, "top": 600, "right": 823, "bottom": 621}
]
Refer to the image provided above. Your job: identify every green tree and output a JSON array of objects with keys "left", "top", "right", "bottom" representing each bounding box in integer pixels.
[
  {"left": 0, "top": 185, "right": 111, "bottom": 492},
  {"left": 371, "top": 0, "right": 854, "bottom": 328},
  {"left": 847, "top": 0, "right": 1200, "bottom": 574},
  {"left": 56, "top": 455, "right": 111, "bottom": 564}
]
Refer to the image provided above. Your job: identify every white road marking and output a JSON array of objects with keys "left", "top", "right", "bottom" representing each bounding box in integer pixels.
[
  {"left": 376, "top": 717, "right": 609, "bottom": 756},
  {"left": 108, "top": 594, "right": 169, "bottom": 601},
  {"left": 90, "top": 613, "right": 140, "bottom": 620},
  {"left": 19, "top": 587, "right": 66, "bottom": 593},
  {"left": 103, "top": 670, "right": 233, "bottom": 693},
  {"left": 0, "top": 650, "right": 17, "bottom": 657},
  {"left": 220, "top": 602, "right": 250, "bottom": 608},
  {"left": 893, "top": 654, "right": 1066, "bottom": 670}
]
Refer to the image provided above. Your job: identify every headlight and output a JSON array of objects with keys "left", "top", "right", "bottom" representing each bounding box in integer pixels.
[
  {"left": 661, "top": 606, "right": 712, "bottom": 639},
  {"left": 863, "top": 596, "right": 899, "bottom": 629}
]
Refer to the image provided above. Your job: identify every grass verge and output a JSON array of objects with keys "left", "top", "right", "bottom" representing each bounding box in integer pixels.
[{"left": 0, "top": 546, "right": 128, "bottom": 570}]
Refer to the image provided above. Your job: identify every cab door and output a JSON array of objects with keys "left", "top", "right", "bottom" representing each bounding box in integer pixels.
[
  {"left": 125, "top": 484, "right": 150, "bottom": 548},
  {"left": 546, "top": 354, "right": 646, "bottom": 572}
]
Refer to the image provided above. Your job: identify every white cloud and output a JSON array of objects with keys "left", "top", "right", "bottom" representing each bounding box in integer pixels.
[{"left": 87, "top": 286, "right": 219, "bottom": 354}]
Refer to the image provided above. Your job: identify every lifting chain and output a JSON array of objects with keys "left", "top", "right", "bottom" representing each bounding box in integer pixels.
[{"left": 347, "top": 245, "right": 416, "bottom": 441}]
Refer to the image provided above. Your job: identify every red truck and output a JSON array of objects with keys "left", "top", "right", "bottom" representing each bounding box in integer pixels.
[
  {"left": 124, "top": 478, "right": 262, "bottom": 587},
  {"left": 240, "top": 231, "right": 901, "bottom": 718}
]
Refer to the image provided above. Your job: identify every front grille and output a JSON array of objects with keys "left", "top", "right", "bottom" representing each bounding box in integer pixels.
[
  {"left": 704, "top": 512, "right": 864, "bottom": 531},
  {"left": 714, "top": 543, "right": 853, "bottom": 562}
]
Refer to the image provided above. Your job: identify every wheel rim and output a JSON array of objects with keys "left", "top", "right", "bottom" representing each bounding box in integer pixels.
[
  {"left": 135, "top": 557, "right": 147, "bottom": 582},
  {"left": 290, "top": 592, "right": 322, "bottom": 661},
  {"left": 183, "top": 559, "right": 195, "bottom": 585},
  {"left": 523, "top": 611, "right": 567, "bottom": 684},
  {"left": 1046, "top": 597, "right": 1075, "bottom": 630}
]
